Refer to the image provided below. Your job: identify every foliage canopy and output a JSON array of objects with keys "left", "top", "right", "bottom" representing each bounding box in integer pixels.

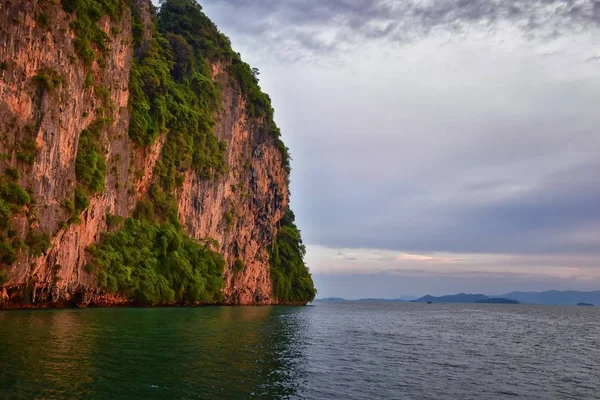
[
  {"left": 269, "top": 211, "right": 316, "bottom": 303},
  {"left": 88, "top": 218, "right": 225, "bottom": 305}
]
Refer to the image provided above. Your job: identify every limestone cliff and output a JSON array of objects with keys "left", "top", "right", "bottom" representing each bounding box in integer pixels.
[{"left": 0, "top": 0, "right": 313, "bottom": 307}]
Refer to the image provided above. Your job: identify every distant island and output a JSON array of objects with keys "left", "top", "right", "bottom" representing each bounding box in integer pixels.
[
  {"left": 315, "top": 294, "right": 518, "bottom": 304},
  {"left": 411, "top": 293, "right": 489, "bottom": 303},
  {"left": 315, "top": 290, "right": 600, "bottom": 305},
  {"left": 499, "top": 290, "right": 600, "bottom": 305},
  {"left": 411, "top": 293, "right": 518, "bottom": 304}
]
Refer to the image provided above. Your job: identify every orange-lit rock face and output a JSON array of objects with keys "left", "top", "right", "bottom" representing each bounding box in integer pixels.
[
  {"left": 0, "top": 1, "right": 289, "bottom": 307},
  {"left": 177, "top": 77, "right": 289, "bottom": 305}
]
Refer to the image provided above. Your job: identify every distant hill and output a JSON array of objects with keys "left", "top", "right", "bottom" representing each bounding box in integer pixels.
[
  {"left": 412, "top": 293, "right": 489, "bottom": 303},
  {"left": 500, "top": 290, "right": 600, "bottom": 305},
  {"left": 475, "top": 298, "right": 519, "bottom": 304},
  {"left": 577, "top": 302, "right": 594, "bottom": 307},
  {"left": 317, "top": 291, "right": 600, "bottom": 305}
]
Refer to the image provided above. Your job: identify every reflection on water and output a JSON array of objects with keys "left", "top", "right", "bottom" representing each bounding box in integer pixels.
[
  {"left": 2, "top": 303, "right": 599, "bottom": 399},
  {"left": 0, "top": 310, "right": 98, "bottom": 398},
  {"left": 0, "top": 307, "right": 308, "bottom": 399}
]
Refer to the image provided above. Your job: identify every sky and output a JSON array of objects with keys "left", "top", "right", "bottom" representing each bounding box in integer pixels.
[{"left": 186, "top": 0, "right": 600, "bottom": 298}]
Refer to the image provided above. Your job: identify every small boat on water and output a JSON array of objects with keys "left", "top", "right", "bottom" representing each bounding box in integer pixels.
[{"left": 426, "top": 301, "right": 432, "bottom": 304}]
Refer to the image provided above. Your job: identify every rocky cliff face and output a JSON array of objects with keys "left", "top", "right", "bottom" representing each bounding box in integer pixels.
[{"left": 0, "top": 0, "right": 294, "bottom": 307}]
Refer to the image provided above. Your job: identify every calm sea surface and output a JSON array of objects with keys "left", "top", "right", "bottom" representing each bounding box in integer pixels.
[{"left": 1, "top": 302, "right": 599, "bottom": 399}]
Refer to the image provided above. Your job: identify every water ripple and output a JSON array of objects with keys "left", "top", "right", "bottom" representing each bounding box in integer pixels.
[{"left": 1, "top": 304, "right": 600, "bottom": 399}]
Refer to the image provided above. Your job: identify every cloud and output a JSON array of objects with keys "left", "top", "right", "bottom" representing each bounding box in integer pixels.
[
  {"left": 313, "top": 269, "right": 600, "bottom": 298},
  {"left": 396, "top": 253, "right": 435, "bottom": 262},
  {"left": 301, "top": 155, "right": 600, "bottom": 255},
  {"left": 335, "top": 251, "right": 358, "bottom": 261},
  {"left": 305, "top": 245, "right": 600, "bottom": 276},
  {"left": 308, "top": 246, "right": 600, "bottom": 297},
  {"left": 201, "top": 0, "right": 600, "bottom": 62}
]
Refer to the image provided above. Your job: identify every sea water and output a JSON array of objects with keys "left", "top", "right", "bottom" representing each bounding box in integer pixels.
[{"left": 1, "top": 302, "right": 599, "bottom": 399}]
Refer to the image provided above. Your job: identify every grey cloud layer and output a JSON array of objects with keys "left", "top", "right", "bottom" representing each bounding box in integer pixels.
[
  {"left": 288, "top": 72, "right": 600, "bottom": 255},
  {"left": 302, "top": 158, "right": 600, "bottom": 255},
  {"left": 202, "top": 0, "right": 600, "bottom": 61}
]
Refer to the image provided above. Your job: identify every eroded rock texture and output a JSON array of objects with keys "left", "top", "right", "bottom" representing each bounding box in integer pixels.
[{"left": 0, "top": 0, "right": 290, "bottom": 307}]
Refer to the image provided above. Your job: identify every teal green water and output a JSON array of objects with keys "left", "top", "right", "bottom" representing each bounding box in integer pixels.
[
  {"left": 0, "top": 307, "right": 305, "bottom": 399},
  {"left": 2, "top": 303, "right": 600, "bottom": 399}
]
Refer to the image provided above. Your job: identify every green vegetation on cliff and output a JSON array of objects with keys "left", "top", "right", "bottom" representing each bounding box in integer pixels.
[
  {"left": 75, "top": 119, "right": 108, "bottom": 194},
  {"left": 129, "top": 0, "right": 227, "bottom": 185},
  {"left": 130, "top": 0, "right": 289, "bottom": 178},
  {"left": 60, "top": 0, "right": 122, "bottom": 66},
  {"left": 87, "top": 218, "right": 225, "bottom": 305},
  {"left": 83, "top": 0, "right": 311, "bottom": 304},
  {"left": 71, "top": 116, "right": 110, "bottom": 225},
  {"left": 0, "top": 175, "right": 51, "bottom": 267},
  {"left": 0, "top": 179, "right": 30, "bottom": 264},
  {"left": 87, "top": 1, "right": 229, "bottom": 304},
  {"left": 60, "top": 0, "right": 120, "bottom": 224},
  {"left": 269, "top": 211, "right": 316, "bottom": 303}
]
